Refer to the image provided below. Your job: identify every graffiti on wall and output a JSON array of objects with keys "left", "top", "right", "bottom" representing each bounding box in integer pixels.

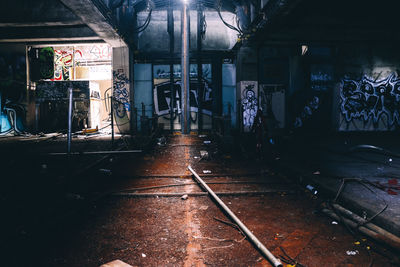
[
  {"left": 153, "top": 64, "right": 212, "bottom": 124},
  {"left": 240, "top": 81, "right": 258, "bottom": 132},
  {"left": 113, "top": 70, "right": 130, "bottom": 118},
  {"left": 339, "top": 73, "right": 400, "bottom": 131},
  {"left": 294, "top": 96, "right": 320, "bottom": 128},
  {"left": 53, "top": 49, "right": 73, "bottom": 81},
  {"left": 153, "top": 79, "right": 213, "bottom": 121}
]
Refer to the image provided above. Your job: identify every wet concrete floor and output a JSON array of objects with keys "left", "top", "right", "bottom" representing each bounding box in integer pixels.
[{"left": 7, "top": 134, "right": 397, "bottom": 266}]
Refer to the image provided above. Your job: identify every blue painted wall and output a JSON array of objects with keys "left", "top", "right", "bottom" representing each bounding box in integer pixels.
[
  {"left": 222, "top": 64, "right": 236, "bottom": 127},
  {"left": 134, "top": 64, "right": 153, "bottom": 130}
]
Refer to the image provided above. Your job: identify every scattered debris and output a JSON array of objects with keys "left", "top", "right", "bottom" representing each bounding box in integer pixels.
[
  {"left": 157, "top": 136, "right": 166, "bottom": 146},
  {"left": 313, "top": 171, "right": 320, "bottom": 175},
  {"left": 331, "top": 221, "right": 338, "bottom": 225},
  {"left": 65, "top": 193, "right": 84, "bottom": 201},
  {"left": 100, "top": 260, "right": 133, "bottom": 267},
  {"left": 200, "top": 150, "right": 209, "bottom": 160},
  {"left": 141, "top": 253, "right": 147, "bottom": 258},
  {"left": 306, "top": 185, "right": 318, "bottom": 195},
  {"left": 99, "top": 169, "right": 112, "bottom": 175},
  {"left": 199, "top": 205, "right": 209, "bottom": 210},
  {"left": 181, "top": 194, "right": 188, "bottom": 200},
  {"left": 203, "top": 170, "right": 211, "bottom": 174},
  {"left": 203, "top": 140, "right": 211, "bottom": 144},
  {"left": 198, "top": 135, "right": 207, "bottom": 138},
  {"left": 346, "top": 250, "right": 359, "bottom": 256}
]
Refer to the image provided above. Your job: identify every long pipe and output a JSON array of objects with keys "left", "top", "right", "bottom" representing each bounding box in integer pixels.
[
  {"left": 67, "top": 87, "right": 73, "bottom": 155},
  {"left": 197, "top": 3, "right": 203, "bottom": 133},
  {"left": 181, "top": 2, "right": 190, "bottom": 134},
  {"left": 332, "top": 203, "right": 400, "bottom": 246},
  {"left": 47, "top": 150, "right": 142, "bottom": 156},
  {"left": 322, "top": 208, "right": 400, "bottom": 251},
  {"left": 110, "top": 96, "right": 114, "bottom": 149},
  {"left": 168, "top": 0, "right": 174, "bottom": 133},
  {"left": 188, "top": 165, "right": 283, "bottom": 267}
]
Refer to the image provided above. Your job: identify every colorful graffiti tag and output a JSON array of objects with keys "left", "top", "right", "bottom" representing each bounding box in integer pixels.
[
  {"left": 53, "top": 49, "right": 73, "bottom": 81},
  {"left": 340, "top": 73, "right": 400, "bottom": 130}
]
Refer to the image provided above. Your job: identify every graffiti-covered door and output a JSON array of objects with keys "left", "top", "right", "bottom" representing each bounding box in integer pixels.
[{"left": 153, "top": 64, "right": 212, "bottom": 132}]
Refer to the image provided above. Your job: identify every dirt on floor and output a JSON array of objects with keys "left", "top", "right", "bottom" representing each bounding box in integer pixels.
[{"left": 2, "top": 134, "right": 398, "bottom": 267}]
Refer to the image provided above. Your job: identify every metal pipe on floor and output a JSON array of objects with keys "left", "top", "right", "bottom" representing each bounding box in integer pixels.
[
  {"left": 321, "top": 208, "right": 400, "bottom": 251},
  {"left": 188, "top": 165, "right": 283, "bottom": 267},
  {"left": 332, "top": 203, "right": 400, "bottom": 246},
  {"left": 47, "top": 150, "right": 142, "bottom": 156}
]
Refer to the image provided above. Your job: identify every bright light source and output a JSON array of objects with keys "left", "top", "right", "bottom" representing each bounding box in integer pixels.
[{"left": 183, "top": 0, "right": 189, "bottom": 3}]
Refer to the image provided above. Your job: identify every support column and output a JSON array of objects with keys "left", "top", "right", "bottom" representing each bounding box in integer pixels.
[
  {"left": 197, "top": 3, "right": 203, "bottom": 134},
  {"left": 181, "top": 2, "right": 190, "bottom": 134},
  {"left": 168, "top": 1, "right": 174, "bottom": 133},
  {"left": 112, "top": 46, "right": 131, "bottom": 134}
]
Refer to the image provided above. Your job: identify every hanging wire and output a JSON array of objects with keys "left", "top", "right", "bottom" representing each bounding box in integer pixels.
[
  {"left": 134, "top": 9, "right": 152, "bottom": 33},
  {"left": 215, "top": 0, "right": 243, "bottom": 35}
]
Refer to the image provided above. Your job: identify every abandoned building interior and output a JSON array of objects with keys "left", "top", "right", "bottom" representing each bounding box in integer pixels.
[{"left": 1, "top": 0, "right": 400, "bottom": 266}]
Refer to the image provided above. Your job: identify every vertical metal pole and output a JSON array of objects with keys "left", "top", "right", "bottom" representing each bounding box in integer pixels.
[
  {"left": 110, "top": 95, "right": 114, "bottom": 149},
  {"left": 197, "top": 3, "right": 203, "bottom": 134},
  {"left": 168, "top": 1, "right": 174, "bottom": 133},
  {"left": 129, "top": 46, "right": 135, "bottom": 138},
  {"left": 67, "top": 87, "right": 73, "bottom": 155},
  {"left": 181, "top": 1, "right": 190, "bottom": 134}
]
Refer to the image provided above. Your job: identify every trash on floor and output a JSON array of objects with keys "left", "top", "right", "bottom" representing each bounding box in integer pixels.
[
  {"left": 100, "top": 259, "right": 133, "bottom": 267},
  {"left": 346, "top": 250, "right": 359, "bottom": 255},
  {"left": 331, "top": 221, "right": 338, "bottom": 225},
  {"left": 157, "top": 136, "right": 166, "bottom": 146},
  {"left": 199, "top": 135, "right": 207, "bottom": 138},
  {"left": 181, "top": 194, "right": 188, "bottom": 200},
  {"left": 200, "top": 150, "right": 209, "bottom": 159},
  {"left": 203, "top": 140, "right": 211, "bottom": 144},
  {"left": 99, "top": 169, "right": 112, "bottom": 175},
  {"left": 141, "top": 253, "right": 147, "bottom": 258},
  {"left": 203, "top": 170, "right": 212, "bottom": 174},
  {"left": 306, "top": 185, "right": 318, "bottom": 195}
]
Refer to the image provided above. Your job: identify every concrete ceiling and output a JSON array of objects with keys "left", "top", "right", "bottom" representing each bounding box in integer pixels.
[{"left": 0, "top": 0, "right": 125, "bottom": 46}]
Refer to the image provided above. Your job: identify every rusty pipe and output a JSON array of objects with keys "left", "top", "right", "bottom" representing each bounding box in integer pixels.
[
  {"left": 332, "top": 203, "right": 400, "bottom": 246},
  {"left": 188, "top": 165, "right": 283, "bottom": 267},
  {"left": 322, "top": 208, "right": 400, "bottom": 252}
]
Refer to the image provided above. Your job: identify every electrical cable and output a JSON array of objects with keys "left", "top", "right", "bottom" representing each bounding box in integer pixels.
[
  {"left": 134, "top": 9, "right": 152, "bottom": 33},
  {"left": 215, "top": 0, "right": 243, "bottom": 35}
]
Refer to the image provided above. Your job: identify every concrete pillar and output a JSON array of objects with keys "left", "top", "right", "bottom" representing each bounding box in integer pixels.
[{"left": 112, "top": 46, "right": 131, "bottom": 134}]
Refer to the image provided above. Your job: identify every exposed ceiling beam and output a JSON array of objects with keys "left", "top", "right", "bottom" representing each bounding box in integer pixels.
[
  {"left": 59, "top": 0, "right": 126, "bottom": 47},
  {"left": 0, "top": 25, "right": 101, "bottom": 43},
  {"left": 0, "top": 20, "right": 85, "bottom": 28},
  {"left": 0, "top": 37, "right": 103, "bottom": 43}
]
